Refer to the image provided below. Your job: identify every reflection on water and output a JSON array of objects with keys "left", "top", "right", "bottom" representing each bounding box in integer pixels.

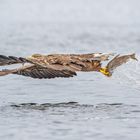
[
  {"left": 11, "top": 102, "right": 79, "bottom": 110},
  {"left": 9, "top": 102, "right": 140, "bottom": 117},
  {"left": 1, "top": 102, "right": 140, "bottom": 140},
  {"left": 1, "top": 102, "right": 139, "bottom": 121}
]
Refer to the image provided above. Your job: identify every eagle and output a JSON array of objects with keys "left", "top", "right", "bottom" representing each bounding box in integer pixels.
[{"left": 0, "top": 53, "right": 137, "bottom": 79}]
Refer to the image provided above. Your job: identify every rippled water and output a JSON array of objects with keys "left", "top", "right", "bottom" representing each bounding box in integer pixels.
[{"left": 0, "top": 0, "right": 140, "bottom": 140}]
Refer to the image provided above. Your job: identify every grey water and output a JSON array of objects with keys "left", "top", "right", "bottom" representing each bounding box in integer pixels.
[{"left": 0, "top": 0, "right": 140, "bottom": 140}]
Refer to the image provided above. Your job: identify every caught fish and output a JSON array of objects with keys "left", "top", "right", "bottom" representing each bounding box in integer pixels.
[{"left": 100, "top": 53, "right": 138, "bottom": 77}]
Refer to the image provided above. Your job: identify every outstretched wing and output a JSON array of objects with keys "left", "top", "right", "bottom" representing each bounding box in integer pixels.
[
  {"left": 40, "top": 53, "right": 114, "bottom": 71},
  {"left": 0, "top": 55, "right": 29, "bottom": 66},
  {"left": 0, "top": 55, "right": 77, "bottom": 79},
  {"left": 1, "top": 64, "right": 77, "bottom": 79}
]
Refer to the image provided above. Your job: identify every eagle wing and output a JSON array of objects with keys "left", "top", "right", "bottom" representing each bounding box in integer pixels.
[
  {"left": 0, "top": 55, "right": 28, "bottom": 66},
  {"left": 0, "top": 55, "right": 77, "bottom": 79},
  {"left": 43, "top": 53, "right": 114, "bottom": 71},
  {"left": 47, "top": 53, "right": 114, "bottom": 63},
  {"left": 1, "top": 64, "right": 77, "bottom": 79},
  {"left": 16, "top": 65, "right": 77, "bottom": 79}
]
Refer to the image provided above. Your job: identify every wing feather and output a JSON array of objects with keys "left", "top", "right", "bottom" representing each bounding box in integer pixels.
[
  {"left": 13, "top": 64, "right": 76, "bottom": 79},
  {"left": 0, "top": 55, "right": 29, "bottom": 66}
]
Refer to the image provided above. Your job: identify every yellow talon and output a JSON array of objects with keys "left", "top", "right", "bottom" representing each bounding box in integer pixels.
[{"left": 99, "top": 67, "right": 111, "bottom": 77}]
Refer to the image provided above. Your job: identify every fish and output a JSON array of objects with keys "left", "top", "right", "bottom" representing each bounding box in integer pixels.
[{"left": 100, "top": 53, "right": 138, "bottom": 77}]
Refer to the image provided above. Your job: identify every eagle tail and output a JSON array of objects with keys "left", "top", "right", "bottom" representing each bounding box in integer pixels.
[{"left": 0, "top": 55, "right": 28, "bottom": 66}]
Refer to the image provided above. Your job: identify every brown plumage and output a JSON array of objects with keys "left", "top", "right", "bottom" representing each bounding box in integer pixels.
[
  {"left": 0, "top": 53, "right": 113, "bottom": 79},
  {"left": 29, "top": 53, "right": 115, "bottom": 71},
  {"left": 0, "top": 53, "right": 137, "bottom": 79}
]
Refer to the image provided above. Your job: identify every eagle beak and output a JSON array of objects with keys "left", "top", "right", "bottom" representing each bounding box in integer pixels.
[{"left": 99, "top": 67, "right": 111, "bottom": 77}]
